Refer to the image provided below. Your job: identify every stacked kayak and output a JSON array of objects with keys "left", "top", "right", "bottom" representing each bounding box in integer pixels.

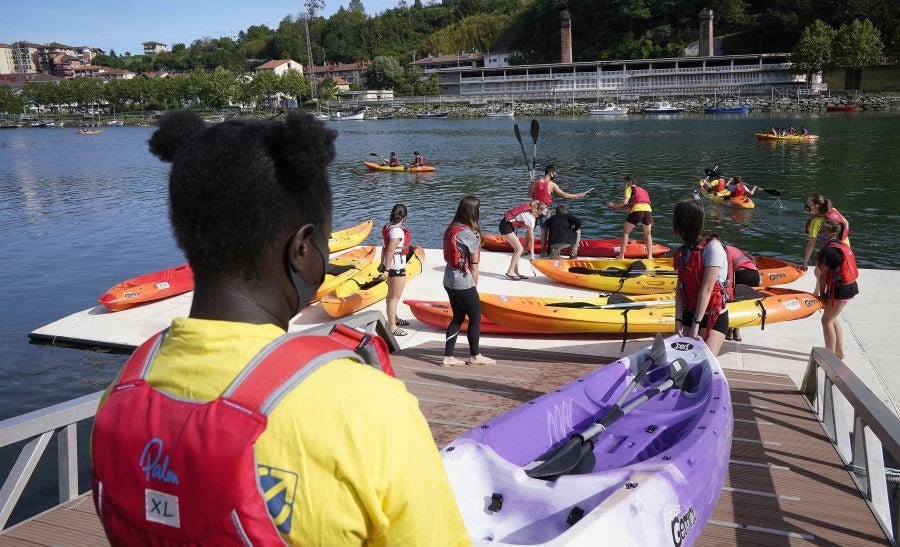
[
  {"left": 98, "top": 264, "right": 194, "bottom": 312},
  {"left": 403, "top": 300, "right": 547, "bottom": 335},
  {"left": 479, "top": 288, "right": 822, "bottom": 334},
  {"left": 442, "top": 335, "right": 731, "bottom": 546},
  {"left": 321, "top": 247, "right": 425, "bottom": 317},
  {"left": 533, "top": 255, "right": 803, "bottom": 294},
  {"left": 755, "top": 133, "right": 820, "bottom": 142},
  {"left": 696, "top": 180, "right": 755, "bottom": 209},
  {"left": 329, "top": 220, "right": 372, "bottom": 252},
  {"left": 481, "top": 234, "right": 670, "bottom": 258},
  {"left": 363, "top": 161, "right": 436, "bottom": 173},
  {"left": 315, "top": 246, "right": 376, "bottom": 301}
]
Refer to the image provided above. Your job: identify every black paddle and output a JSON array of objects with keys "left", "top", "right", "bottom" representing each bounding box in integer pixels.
[
  {"left": 525, "top": 350, "right": 691, "bottom": 480},
  {"left": 369, "top": 152, "right": 389, "bottom": 164},
  {"left": 513, "top": 124, "right": 533, "bottom": 180},
  {"left": 530, "top": 119, "right": 540, "bottom": 175}
]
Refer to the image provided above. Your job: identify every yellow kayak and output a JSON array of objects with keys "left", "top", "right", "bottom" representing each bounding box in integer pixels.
[
  {"left": 329, "top": 220, "right": 372, "bottom": 252},
  {"left": 697, "top": 179, "right": 755, "bottom": 209},
  {"left": 320, "top": 247, "right": 425, "bottom": 317},
  {"left": 755, "top": 133, "right": 819, "bottom": 142},
  {"left": 314, "top": 246, "right": 376, "bottom": 301}
]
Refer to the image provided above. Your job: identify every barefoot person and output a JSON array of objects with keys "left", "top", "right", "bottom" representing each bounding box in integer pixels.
[
  {"left": 499, "top": 200, "right": 548, "bottom": 279},
  {"left": 91, "top": 111, "right": 468, "bottom": 545},
  {"left": 815, "top": 218, "right": 859, "bottom": 359},
  {"left": 672, "top": 199, "right": 733, "bottom": 357},
  {"left": 608, "top": 175, "right": 654, "bottom": 259},
  {"left": 380, "top": 203, "right": 412, "bottom": 336},
  {"left": 443, "top": 196, "right": 495, "bottom": 367},
  {"left": 529, "top": 164, "right": 587, "bottom": 255}
]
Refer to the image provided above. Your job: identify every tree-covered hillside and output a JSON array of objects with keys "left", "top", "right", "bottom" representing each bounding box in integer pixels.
[{"left": 94, "top": 0, "right": 899, "bottom": 74}]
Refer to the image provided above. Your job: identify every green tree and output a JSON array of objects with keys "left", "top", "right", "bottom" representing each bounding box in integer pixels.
[
  {"left": 349, "top": 0, "right": 365, "bottom": 14},
  {"left": 279, "top": 69, "right": 309, "bottom": 103},
  {"left": 0, "top": 86, "right": 24, "bottom": 114},
  {"left": 318, "top": 75, "right": 338, "bottom": 100},
  {"left": 250, "top": 69, "right": 280, "bottom": 110},
  {"left": 205, "top": 67, "right": 238, "bottom": 109},
  {"left": 833, "top": 18, "right": 884, "bottom": 90},
  {"left": 362, "top": 55, "right": 404, "bottom": 90},
  {"left": 791, "top": 20, "right": 835, "bottom": 84}
]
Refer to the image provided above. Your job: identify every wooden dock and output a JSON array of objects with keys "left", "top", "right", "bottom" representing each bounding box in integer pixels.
[{"left": 0, "top": 343, "right": 888, "bottom": 546}]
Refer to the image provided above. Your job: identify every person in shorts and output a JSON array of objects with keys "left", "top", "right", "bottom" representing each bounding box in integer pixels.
[{"left": 607, "top": 175, "right": 654, "bottom": 259}]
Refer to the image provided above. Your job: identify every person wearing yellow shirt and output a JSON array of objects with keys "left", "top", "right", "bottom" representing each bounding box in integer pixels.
[
  {"left": 801, "top": 194, "right": 851, "bottom": 271},
  {"left": 607, "top": 175, "right": 654, "bottom": 259},
  {"left": 91, "top": 111, "right": 469, "bottom": 546}
]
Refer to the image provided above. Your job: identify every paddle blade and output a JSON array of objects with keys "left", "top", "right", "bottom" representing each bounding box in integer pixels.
[
  {"left": 650, "top": 333, "right": 667, "bottom": 367},
  {"left": 530, "top": 119, "right": 539, "bottom": 143},
  {"left": 669, "top": 358, "right": 692, "bottom": 389},
  {"left": 606, "top": 293, "right": 633, "bottom": 305},
  {"left": 764, "top": 188, "right": 782, "bottom": 197},
  {"left": 514, "top": 123, "right": 523, "bottom": 144},
  {"left": 524, "top": 436, "right": 594, "bottom": 480},
  {"left": 369, "top": 152, "right": 380, "bottom": 156}
]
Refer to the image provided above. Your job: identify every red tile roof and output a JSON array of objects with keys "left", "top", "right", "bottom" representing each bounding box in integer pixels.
[
  {"left": 0, "top": 43, "right": 11, "bottom": 48},
  {"left": 254, "top": 59, "right": 292, "bottom": 70},
  {"left": 409, "top": 52, "right": 483, "bottom": 65}
]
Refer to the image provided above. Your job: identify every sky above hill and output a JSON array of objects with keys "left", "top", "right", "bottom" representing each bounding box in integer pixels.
[{"left": 1, "top": 0, "right": 398, "bottom": 54}]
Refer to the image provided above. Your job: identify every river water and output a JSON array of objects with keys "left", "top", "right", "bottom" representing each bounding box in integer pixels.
[{"left": 0, "top": 111, "right": 898, "bottom": 522}]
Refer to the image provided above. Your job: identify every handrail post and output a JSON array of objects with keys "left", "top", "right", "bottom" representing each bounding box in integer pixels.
[{"left": 57, "top": 423, "right": 78, "bottom": 503}]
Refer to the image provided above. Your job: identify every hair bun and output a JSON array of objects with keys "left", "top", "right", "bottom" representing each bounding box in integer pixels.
[
  {"left": 268, "top": 112, "right": 337, "bottom": 181},
  {"left": 148, "top": 110, "right": 206, "bottom": 162}
]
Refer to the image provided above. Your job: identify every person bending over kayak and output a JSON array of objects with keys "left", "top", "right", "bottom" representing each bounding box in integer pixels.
[
  {"left": 725, "top": 244, "right": 761, "bottom": 342},
  {"left": 672, "top": 199, "right": 733, "bottom": 357},
  {"left": 442, "top": 195, "right": 495, "bottom": 367},
  {"left": 380, "top": 203, "right": 412, "bottom": 336},
  {"left": 801, "top": 194, "right": 851, "bottom": 271},
  {"left": 815, "top": 218, "right": 859, "bottom": 359},
  {"left": 91, "top": 111, "right": 468, "bottom": 546},
  {"left": 725, "top": 176, "right": 757, "bottom": 200},
  {"left": 607, "top": 175, "right": 654, "bottom": 260},
  {"left": 500, "top": 200, "right": 548, "bottom": 279},
  {"left": 411, "top": 150, "right": 426, "bottom": 167},
  {"left": 546, "top": 204, "right": 583, "bottom": 259},
  {"left": 529, "top": 164, "right": 587, "bottom": 256}
]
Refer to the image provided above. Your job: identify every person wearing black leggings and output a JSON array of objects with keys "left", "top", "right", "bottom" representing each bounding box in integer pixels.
[{"left": 442, "top": 196, "right": 495, "bottom": 367}]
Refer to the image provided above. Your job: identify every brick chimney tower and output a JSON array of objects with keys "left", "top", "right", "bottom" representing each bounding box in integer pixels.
[
  {"left": 699, "top": 8, "right": 714, "bottom": 56},
  {"left": 560, "top": 10, "right": 573, "bottom": 64}
]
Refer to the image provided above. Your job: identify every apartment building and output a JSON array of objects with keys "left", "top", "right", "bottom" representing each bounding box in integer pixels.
[
  {"left": 73, "top": 65, "right": 135, "bottom": 80},
  {"left": 307, "top": 61, "right": 370, "bottom": 86},
  {"left": 253, "top": 59, "right": 303, "bottom": 77},
  {"left": 0, "top": 44, "right": 15, "bottom": 75},
  {"left": 142, "top": 41, "right": 167, "bottom": 55}
]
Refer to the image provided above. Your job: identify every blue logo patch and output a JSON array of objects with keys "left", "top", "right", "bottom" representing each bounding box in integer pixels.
[
  {"left": 140, "top": 438, "right": 180, "bottom": 485},
  {"left": 258, "top": 465, "right": 298, "bottom": 534}
]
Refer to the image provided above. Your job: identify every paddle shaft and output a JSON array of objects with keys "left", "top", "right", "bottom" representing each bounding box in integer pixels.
[
  {"left": 514, "top": 124, "right": 533, "bottom": 180},
  {"left": 581, "top": 375, "right": 678, "bottom": 441},
  {"left": 530, "top": 119, "right": 539, "bottom": 175}
]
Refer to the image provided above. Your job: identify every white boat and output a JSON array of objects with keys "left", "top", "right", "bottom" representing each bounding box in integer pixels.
[
  {"left": 314, "top": 113, "right": 330, "bottom": 121},
  {"left": 203, "top": 116, "right": 226, "bottom": 124},
  {"left": 106, "top": 120, "right": 125, "bottom": 126},
  {"left": 642, "top": 101, "right": 684, "bottom": 114},
  {"left": 330, "top": 111, "right": 365, "bottom": 121},
  {"left": 589, "top": 103, "right": 629, "bottom": 116},
  {"left": 485, "top": 111, "right": 514, "bottom": 118}
]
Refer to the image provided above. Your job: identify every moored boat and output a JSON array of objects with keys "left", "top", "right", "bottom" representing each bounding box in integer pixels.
[
  {"left": 320, "top": 247, "right": 425, "bottom": 317},
  {"left": 76, "top": 129, "right": 103, "bottom": 135},
  {"left": 442, "top": 334, "right": 731, "bottom": 546},
  {"left": 590, "top": 103, "right": 628, "bottom": 115},
  {"left": 328, "top": 219, "right": 373, "bottom": 252},
  {"left": 703, "top": 105, "right": 750, "bottom": 113},
  {"left": 98, "top": 264, "right": 195, "bottom": 312},
  {"left": 417, "top": 111, "right": 450, "bottom": 119},
  {"left": 330, "top": 111, "right": 366, "bottom": 121},
  {"left": 755, "top": 132, "right": 819, "bottom": 142},
  {"left": 696, "top": 179, "right": 755, "bottom": 209},
  {"left": 362, "top": 161, "right": 436, "bottom": 172},
  {"left": 642, "top": 101, "right": 684, "bottom": 114},
  {"left": 481, "top": 233, "right": 669, "bottom": 258},
  {"left": 485, "top": 111, "right": 515, "bottom": 118}
]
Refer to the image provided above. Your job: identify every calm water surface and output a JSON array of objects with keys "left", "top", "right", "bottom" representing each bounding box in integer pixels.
[{"left": 1, "top": 112, "right": 898, "bottom": 520}]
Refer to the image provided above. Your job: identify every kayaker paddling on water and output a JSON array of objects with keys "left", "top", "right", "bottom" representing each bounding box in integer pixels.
[
  {"left": 801, "top": 194, "right": 851, "bottom": 271},
  {"left": 411, "top": 150, "right": 426, "bottom": 167},
  {"left": 91, "top": 111, "right": 468, "bottom": 545},
  {"left": 607, "top": 175, "right": 654, "bottom": 259},
  {"left": 384, "top": 151, "right": 401, "bottom": 167},
  {"left": 815, "top": 218, "right": 859, "bottom": 359},
  {"left": 725, "top": 176, "right": 757, "bottom": 201},
  {"left": 379, "top": 203, "right": 412, "bottom": 336},
  {"left": 672, "top": 199, "right": 733, "bottom": 356},
  {"left": 499, "top": 199, "right": 548, "bottom": 279},
  {"left": 529, "top": 164, "right": 587, "bottom": 256},
  {"left": 442, "top": 196, "right": 496, "bottom": 367}
]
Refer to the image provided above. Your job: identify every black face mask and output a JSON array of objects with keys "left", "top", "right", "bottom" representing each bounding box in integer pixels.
[
  {"left": 286, "top": 227, "right": 330, "bottom": 316},
  {"left": 805, "top": 205, "right": 812, "bottom": 213}
]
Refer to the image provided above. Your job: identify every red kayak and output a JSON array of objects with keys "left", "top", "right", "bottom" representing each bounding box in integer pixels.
[
  {"left": 98, "top": 264, "right": 194, "bottom": 311},
  {"left": 404, "top": 300, "right": 549, "bottom": 334},
  {"left": 481, "top": 233, "right": 670, "bottom": 258}
]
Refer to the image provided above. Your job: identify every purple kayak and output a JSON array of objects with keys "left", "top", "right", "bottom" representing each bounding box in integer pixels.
[{"left": 441, "top": 335, "right": 732, "bottom": 546}]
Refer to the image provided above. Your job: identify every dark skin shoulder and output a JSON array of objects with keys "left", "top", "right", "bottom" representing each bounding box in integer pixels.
[{"left": 188, "top": 223, "right": 327, "bottom": 331}]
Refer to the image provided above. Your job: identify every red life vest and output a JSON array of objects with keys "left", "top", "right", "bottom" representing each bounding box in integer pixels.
[
  {"left": 674, "top": 236, "right": 734, "bottom": 339},
  {"left": 388, "top": 157, "right": 400, "bottom": 167},
  {"left": 530, "top": 177, "right": 552, "bottom": 205},
  {"left": 92, "top": 325, "right": 394, "bottom": 544},
  {"left": 714, "top": 178, "right": 727, "bottom": 192},
  {"left": 504, "top": 203, "right": 533, "bottom": 229},
  {"left": 382, "top": 222, "right": 411, "bottom": 255},
  {"left": 414, "top": 154, "right": 425, "bottom": 166},
  {"left": 817, "top": 240, "right": 858, "bottom": 299},
  {"left": 725, "top": 245, "right": 758, "bottom": 272},
  {"left": 444, "top": 223, "right": 477, "bottom": 272},
  {"left": 804, "top": 208, "right": 850, "bottom": 241},
  {"left": 627, "top": 184, "right": 651, "bottom": 206},
  {"left": 730, "top": 183, "right": 746, "bottom": 198}
]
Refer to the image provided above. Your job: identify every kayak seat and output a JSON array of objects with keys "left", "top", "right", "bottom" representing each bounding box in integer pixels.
[
  {"left": 546, "top": 301, "right": 601, "bottom": 309},
  {"left": 326, "top": 263, "right": 356, "bottom": 276},
  {"left": 732, "top": 283, "right": 760, "bottom": 302}
]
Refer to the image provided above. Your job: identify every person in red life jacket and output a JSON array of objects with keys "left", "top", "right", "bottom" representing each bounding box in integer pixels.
[
  {"left": 607, "top": 175, "right": 654, "bottom": 260},
  {"left": 672, "top": 199, "right": 733, "bottom": 356},
  {"left": 386, "top": 151, "right": 401, "bottom": 167},
  {"left": 725, "top": 244, "right": 761, "bottom": 342},
  {"left": 499, "top": 199, "right": 548, "bottom": 279},
  {"left": 379, "top": 203, "right": 412, "bottom": 336},
  {"left": 725, "top": 176, "right": 757, "bottom": 201},
  {"left": 442, "top": 195, "right": 496, "bottom": 367},
  {"left": 815, "top": 218, "right": 860, "bottom": 359},
  {"left": 411, "top": 150, "right": 426, "bottom": 167},
  {"left": 546, "top": 204, "right": 583, "bottom": 259},
  {"left": 91, "top": 111, "right": 468, "bottom": 545},
  {"left": 528, "top": 164, "right": 587, "bottom": 256},
  {"left": 801, "top": 194, "right": 851, "bottom": 271}
]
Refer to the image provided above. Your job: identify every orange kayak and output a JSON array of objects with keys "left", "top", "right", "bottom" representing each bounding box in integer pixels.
[
  {"left": 532, "top": 255, "right": 803, "bottom": 294},
  {"left": 98, "top": 264, "right": 194, "bottom": 311},
  {"left": 329, "top": 220, "right": 372, "bottom": 252},
  {"left": 321, "top": 247, "right": 425, "bottom": 318},
  {"left": 315, "top": 246, "right": 377, "bottom": 301},
  {"left": 403, "top": 299, "right": 550, "bottom": 334},
  {"left": 755, "top": 133, "right": 819, "bottom": 142},
  {"left": 481, "top": 233, "right": 669, "bottom": 258},
  {"left": 363, "top": 161, "right": 436, "bottom": 173}
]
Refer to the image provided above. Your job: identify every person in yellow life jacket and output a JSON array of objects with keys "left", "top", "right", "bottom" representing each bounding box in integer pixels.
[
  {"left": 607, "top": 175, "right": 654, "bottom": 259},
  {"left": 801, "top": 194, "right": 851, "bottom": 271},
  {"left": 815, "top": 218, "right": 859, "bottom": 359},
  {"left": 90, "top": 111, "right": 469, "bottom": 546}
]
